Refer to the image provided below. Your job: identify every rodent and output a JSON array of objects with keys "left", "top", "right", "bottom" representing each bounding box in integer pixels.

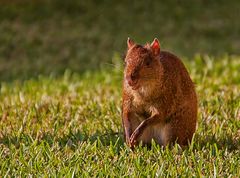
[{"left": 122, "top": 38, "right": 197, "bottom": 148}]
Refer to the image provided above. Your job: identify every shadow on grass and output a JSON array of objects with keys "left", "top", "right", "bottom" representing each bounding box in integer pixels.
[
  {"left": 0, "top": 130, "right": 239, "bottom": 152},
  {"left": 1, "top": 132, "right": 239, "bottom": 153},
  {"left": 193, "top": 133, "right": 240, "bottom": 151},
  {"left": 57, "top": 130, "right": 125, "bottom": 150},
  {"left": 0, "top": 130, "right": 125, "bottom": 151}
]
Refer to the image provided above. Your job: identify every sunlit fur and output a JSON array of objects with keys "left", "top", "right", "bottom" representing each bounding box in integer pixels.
[
  {"left": 122, "top": 41, "right": 198, "bottom": 147},
  {"left": 124, "top": 44, "right": 164, "bottom": 99}
]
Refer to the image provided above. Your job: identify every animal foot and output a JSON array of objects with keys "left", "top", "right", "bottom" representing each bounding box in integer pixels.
[{"left": 129, "top": 129, "right": 140, "bottom": 148}]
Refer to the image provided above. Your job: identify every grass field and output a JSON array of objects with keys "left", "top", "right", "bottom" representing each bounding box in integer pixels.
[
  {"left": 1, "top": 0, "right": 240, "bottom": 81},
  {"left": 0, "top": 0, "right": 240, "bottom": 177},
  {"left": 0, "top": 56, "right": 239, "bottom": 176}
]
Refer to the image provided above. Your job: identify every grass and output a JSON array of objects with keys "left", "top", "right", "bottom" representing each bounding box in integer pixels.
[
  {"left": 0, "top": 55, "right": 240, "bottom": 177},
  {"left": 0, "top": 0, "right": 240, "bottom": 177},
  {"left": 0, "top": 0, "right": 240, "bottom": 80}
]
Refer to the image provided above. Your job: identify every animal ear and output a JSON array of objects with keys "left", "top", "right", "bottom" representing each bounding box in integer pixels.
[
  {"left": 150, "top": 38, "right": 160, "bottom": 56},
  {"left": 127, "top": 37, "right": 135, "bottom": 49}
]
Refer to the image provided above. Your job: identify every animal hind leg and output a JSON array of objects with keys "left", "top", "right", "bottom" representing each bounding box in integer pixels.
[{"left": 168, "top": 108, "right": 197, "bottom": 146}]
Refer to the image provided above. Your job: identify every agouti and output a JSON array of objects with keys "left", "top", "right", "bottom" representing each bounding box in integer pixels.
[{"left": 122, "top": 38, "right": 197, "bottom": 148}]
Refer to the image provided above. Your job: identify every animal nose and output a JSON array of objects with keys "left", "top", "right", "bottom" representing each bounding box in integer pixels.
[
  {"left": 131, "top": 73, "right": 137, "bottom": 81},
  {"left": 126, "top": 76, "right": 134, "bottom": 86},
  {"left": 127, "top": 72, "right": 138, "bottom": 86}
]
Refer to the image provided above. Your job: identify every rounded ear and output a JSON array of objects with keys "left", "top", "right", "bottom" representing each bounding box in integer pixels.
[
  {"left": 150, "top": 38, "right": 160, "bottom": 56},
  {"left": 127, "top": 37, "right": 135, "bottom": 49}
]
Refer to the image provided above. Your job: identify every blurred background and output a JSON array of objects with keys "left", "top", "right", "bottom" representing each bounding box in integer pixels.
[{"left": 0, "top": 0, "right": 239, "bottom": 81}]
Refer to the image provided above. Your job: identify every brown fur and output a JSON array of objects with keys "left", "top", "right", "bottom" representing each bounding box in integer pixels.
[{"left": 122, "top": 39, "right": 197, "bottom": 148}]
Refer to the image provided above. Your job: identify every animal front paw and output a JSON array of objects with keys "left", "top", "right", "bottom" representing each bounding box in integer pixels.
[
  {"left": 130, "top": 128, "right": 140, "bottom": 141},
  {"left": 126, "top": 137, "right": 131, "bottom": 147},
  {"left": 129, "top": 129, "right": 140, "bottom": 148},
  {"left": 129, "top": 138, "right": 138, "bottom": 149}
]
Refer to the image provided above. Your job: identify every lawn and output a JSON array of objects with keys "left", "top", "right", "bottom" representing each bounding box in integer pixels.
[
  {"left": 0, "top": 0, "right": 240, "bottom": 177},
  {"left": 0, "top": 56, "right": 239, "bottom": 177},
  {"left": 0, "top": 0, "right": 240, "bottom": 80}
]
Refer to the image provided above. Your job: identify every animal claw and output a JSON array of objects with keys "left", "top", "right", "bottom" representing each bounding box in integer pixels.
[
  {"left": 130, "top": 132, "right": 139, "bottom": 148},
  {"left": 130, "top": 139, "right": 137, "bottom": 149}
]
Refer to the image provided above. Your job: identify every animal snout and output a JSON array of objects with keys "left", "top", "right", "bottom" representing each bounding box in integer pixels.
[{"left": 126, "top": 72, "right": 138, "bottom": 86}]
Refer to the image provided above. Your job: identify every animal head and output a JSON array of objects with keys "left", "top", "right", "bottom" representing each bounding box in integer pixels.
[{"left": 124, "top": 38, "right": 161, "bottom": 90}]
